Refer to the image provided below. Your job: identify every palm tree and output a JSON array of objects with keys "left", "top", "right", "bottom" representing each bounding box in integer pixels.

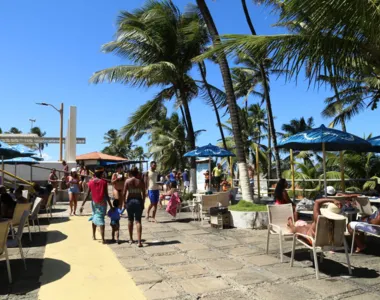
[
  {"left": 196, "top": 0, "right": 253, "bottom": 201},
  {"left": 239, "top": 0, "right": 282, "bottom": 179},
  {"left": 7, "top": 127, "right": 22, "bottom": 134},
  {"left": 102, "top": 129, "right": 132, "bottom": 158},
  {"left": 90, "top": 1, "right": 208, "bottom": 192},
  {"left": 31, "top": 127, "right": 47, "bottom": 157},
  {"left": 281, "top": 117, "right": 314, "bottom": 137}
]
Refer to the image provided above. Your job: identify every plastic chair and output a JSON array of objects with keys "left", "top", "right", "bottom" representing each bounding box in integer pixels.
[
  {"left": 7, "top": 210, "right": 30, "bottom": 270},
  {"left": 22, "top": 190, "right": 29, "bottom": 200},
  {"left": 266, "top": 204, "right": 294, "bottom": 262},
  {"left": 0, "top": 221, "right": 12, "bottom": 283},
  {"left": 355, "top": 197, "right": 372, "bottom": 219},
  {"left": 290, "top": 216, "right": 352, "bottom": 279},
  {"left": 40, "top": 191, "right": 54, "bottom": 219},
  {"left": 30, "top": 197, "right": 42, "bottom": 232},
  {"left": 200, "top": 194, "right": 219, "bottom": 225},
  {"left": 350, "top": 223, "right": 380, "bottom": 255},
  {"left": 11, "top": 203, "right": 32, "bottom": 241}
]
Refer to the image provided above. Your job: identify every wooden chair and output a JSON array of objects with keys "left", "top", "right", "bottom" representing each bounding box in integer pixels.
[
  {"left": 11, "top": 203, "right": 32, "bottom": 241},
  {"left": 30, "top": 197, "right": 42, "bottom": 232},
  {"left": 0, "top": 221, "right": 12, "bottom": 283},
  {"left": 266, "top": 204, "right": 294, "bottom": 262},
  {"left": 290, "top": 216, "right": 352, "bottom": 279},
  {"left": 7, "top": 211, "right": 30, "bottom": 270}
]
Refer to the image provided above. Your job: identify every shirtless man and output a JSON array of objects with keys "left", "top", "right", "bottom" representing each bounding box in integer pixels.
[
  {"left": 111, "top": 164, "right": 125, "bottom": 204},
  {"left": 145, "top": 161, "right": 160, "bottom": 222}
]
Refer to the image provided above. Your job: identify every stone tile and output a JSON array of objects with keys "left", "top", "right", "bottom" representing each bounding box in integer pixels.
[
  {"left": 156, "top": 231, "right": 180, "bottom": 238},
  {"left": 349, "top": 274, "right": 380, "bottom": 286},
  {"left": 129, "top": 269, "right": 163, "bottom": 285},
  {"left": 139, "top": 282, "right": 179, "bottom": 300},
  {"left": 114, "top": 248, "right": 139, "bottom": 258},
  {"left": 120, "top": 257, "right": 148, "bottom": 269},
  {"left": 176, "top": 242, "right": 208, "bottom": 251},
  {"left": 253, "top": 283, "right": 318, "bottom": 300},
  {"left": 150, "top": 254, "right": 187, "bottom": 265},
  {"left": 239, "top": 236, "right": 264, "bottom": 244},
  {"left": 143, "top": 245, "right": 177, "bottom": 255},
  {"left": 203, "top": 259, "right": 244, "bottom": 272},
  {"left": 184, "top": 229, "right": 209, "bottom": 235},
  {"left": 201, "top": 290, "right": 251, "bottom": 300},
  {"left": 149, "top": 227, "right": 175, "bottom": 233},
  {"left": 187, "top": 249, "right": 223, "bottom": 260},
  {"left": 207, "top": 239, "right": 238, "bottom": 248},
  {"left": 343, "top": 293, "right": 380, "bottom": 300},
  {"left": 168, "top": 223, "right": 196, "bottom": 231},
  {"left": 264, "top": 264, "right": 315, "bottom": 279},
  {"left": 296, "top": 278, "right": 357, "bottom": 298},
  {"left": 242, "top": 254, "right": 280, "bottom": 266},
  {"left": 228, "top": 246, "right": 261, "bottom": 256},
  {"left": 180, "top": 276, "right": 229, "bottom": 295},
  {"left": 165, "top": 263, "right": 208, "bottom": 278},
  {"left": 225, "top": 268, "right": 275, "bottom": 285}
]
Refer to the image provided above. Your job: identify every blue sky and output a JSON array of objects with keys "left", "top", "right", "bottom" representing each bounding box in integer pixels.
[{"left": 0, "top": 0, "right": 377, "bottom": 161}]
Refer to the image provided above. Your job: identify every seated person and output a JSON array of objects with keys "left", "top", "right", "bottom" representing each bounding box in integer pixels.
[
  {"left": 314, "top": 186, "right": 336, "bottom": 200},
  {"left": 348, "top": 207, "right": 380, "bottom": 253},
  {"left": 287, "top": 198, "right": 345, "bottom": 244},
  {"left": 15, "top": 186, "right": 28, "bottom": 204},
  {"left": 221, "top": 179, "right": 230, "bottom": 192},
  {"left": 274, "top": 178, "right": 298, "bottom": 220},
  {"left": 0, "top": 185, "right": 16, "bottom": 218},
  {"left": 159, "top": 182, "right": 177, "bottom": 208}
]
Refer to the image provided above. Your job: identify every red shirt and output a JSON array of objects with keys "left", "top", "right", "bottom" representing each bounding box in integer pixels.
[{"left": 88, "top": 178, "right": 108, "bottom": 204}]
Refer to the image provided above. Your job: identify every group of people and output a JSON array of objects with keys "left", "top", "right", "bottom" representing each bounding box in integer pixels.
[
  {"left": 203, "top": 163, "right": 228, "bottom": 192},
  {"left": 273, "top": 178, "right": 380, "bottom": 253},
  {"left": 162, "top": 168, "right": 190, "bottom": 193}
]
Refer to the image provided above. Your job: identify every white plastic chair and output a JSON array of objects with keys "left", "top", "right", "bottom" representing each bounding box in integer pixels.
[
  {"left": 22, "top": 190, "right": 29, "bottom": 200},
  {"left": 7, "top": 210, "right": 30, "bottom": 270},
  {"left": 30, "top": 197, "right": 42, "bottom": 232},
  {"left": 11, "top": 203, "right": 32, "bottom": 241},
  {"left": 355, "top": 197, "right": 372, "bottom": 219},
  {"left": 266, "top": 204, "right": 294, "bottom": 262},
  {"left": 0, "top": 220, "right": 12, "bottom": 283},
  {"left": 290, "top": 216, "right": 352, "bottom": 279},
  {"left": 200, "top": 194, "right": 219, "bottom": 225},
  {"left": 350, "top": 223, "right": 380, "bottom": 255},
  {"left": 40, "top": 191, "right": 54, "bottom": 219}
]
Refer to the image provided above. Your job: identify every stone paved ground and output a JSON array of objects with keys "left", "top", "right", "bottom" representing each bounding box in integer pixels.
[{"left": 105, "top": 206, "right": 380, "bottom": 300}]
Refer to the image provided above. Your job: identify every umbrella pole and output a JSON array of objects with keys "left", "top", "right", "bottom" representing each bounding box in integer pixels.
[
  {"left": 209, "top": 156, "right": 211, "bottom": 192},
  {"left": 340, "top": 151, "right": 345, "bottom": 192},
  {"left": 30, "top": 165, "right": 33, "bottom": 182},
  {"left": 14, "top": 163, "right": 17, "bottom": 188},
  {"left": 322, "top": 143, "right": 327, "bottom": 196},
  {"left": 290, "top": 149, "right": 295, "bottom": 201},
  {"left": 255, "top": 145, "right": 260, "bottom": 201},
  {"left": 1, "top": 156, "right": 3, "bottom": 185}
]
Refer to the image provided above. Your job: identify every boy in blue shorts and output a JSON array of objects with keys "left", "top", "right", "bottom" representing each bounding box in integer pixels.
[{"left": 108, "top": 199, "right": 122, "bottom": 244}]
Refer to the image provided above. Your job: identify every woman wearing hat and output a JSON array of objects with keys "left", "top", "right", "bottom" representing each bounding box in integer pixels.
[
  {"left": 67, "top": 168, "right": 81, "bottom": 215},
  {"left": 81, "top": 167, "right": 112, "bottom": 244}
]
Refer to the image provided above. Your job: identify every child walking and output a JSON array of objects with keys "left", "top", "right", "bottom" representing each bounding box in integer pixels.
[{"left": 108, "top": 199, "right": 122, "bottom": 244}]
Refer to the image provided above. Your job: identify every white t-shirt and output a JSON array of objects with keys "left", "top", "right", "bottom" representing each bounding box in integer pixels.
[{"left": 148, "top": 170, "right": 159, "bottom": 190}]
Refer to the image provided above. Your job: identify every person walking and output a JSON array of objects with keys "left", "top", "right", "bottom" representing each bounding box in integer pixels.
[
  {"left": 123, "top": 167, "right": 145, "bottom": 247},
  {"left": 212, "top": 163, "right": 223, "bottom": 192},
  {"left": 111, "top": 164, "right": 125, "bottom": 204},
  {"left": 67, "top": 168, "right": 80, "bottom": 215},
  {"left": 182, "top": 169, "right": 190, "bottom": 193},
  {"left": 145, "top": 161, "right": 160, "bottom": 222},
  {"left": 79, "top": 165, "right": 89, "bottom": 193},
  {"left": 81, "top": 167, "right": 112, "bottom": 244},
  {"left": 61, "top": 160, "right": 69, "bottom": 189}
]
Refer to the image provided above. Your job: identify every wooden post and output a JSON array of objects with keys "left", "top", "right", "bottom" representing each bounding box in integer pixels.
[
  {"left": 255, "top": 145, "right": 260, "bottom": 201},
  {"left": 340, "top": 151, "right": 345, "bottom": 192},
  {"left": 290, "top": 149, "right": 295, "bottom": 200}
]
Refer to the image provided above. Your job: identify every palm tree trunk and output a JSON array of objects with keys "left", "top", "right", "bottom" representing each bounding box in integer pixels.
[
  {"left": 241, "top": 0, "right": 281, "bottom": 179},
  {"left": 196, "top": 0, "right": 253, "bottom": 201},
  {"left": 179, "top": 91, "right": 197, "bottom": 193},
  {"left": 198, "top": 62, "right": 228, "bottom": 150},
  {"left": 179, "top": 105, "right": 189, "bottom": 133}
]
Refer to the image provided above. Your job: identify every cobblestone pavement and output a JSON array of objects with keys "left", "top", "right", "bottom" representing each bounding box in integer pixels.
[{"left": 105, "top": 206, "right": 380, "bottom": 300}]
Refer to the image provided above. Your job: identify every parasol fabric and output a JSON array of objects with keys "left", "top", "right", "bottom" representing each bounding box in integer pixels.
[{"left": 184, "top": 144, "right": 235, "bottom": 158}]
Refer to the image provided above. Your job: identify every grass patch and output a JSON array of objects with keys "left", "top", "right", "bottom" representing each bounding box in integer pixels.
[{"left": 229, "top": 200, "right": 267, "bottom": 212}]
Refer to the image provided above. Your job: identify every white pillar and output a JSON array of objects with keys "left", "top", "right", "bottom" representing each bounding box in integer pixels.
[{"left": 68, "top": 106, "right": 77, "bottom": 162}]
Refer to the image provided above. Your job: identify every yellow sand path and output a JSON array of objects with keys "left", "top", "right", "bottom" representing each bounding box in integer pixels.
[{"left": 38, "top": 216, "right": 146, "bottom": 300}]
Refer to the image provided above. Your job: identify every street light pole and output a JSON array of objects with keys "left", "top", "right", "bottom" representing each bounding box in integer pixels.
[
  {"left": 36, "top": 102, "right": 64, "bottom": 161},
  {"left": 29, "top": 119, "right": 36, "bottom": 131}
]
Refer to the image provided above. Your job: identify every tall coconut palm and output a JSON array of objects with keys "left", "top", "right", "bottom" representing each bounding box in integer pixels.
[
  {"left": 281, "top": 117, "right": 314, "bottom": 137},
  {"left": 90, "top": 1, "right": 208, "bottom": 192},
  {"left": 195, "top": 0, "right": 253, "bottom": 201},
  {"left": 239, "top": 0, "right": 282, "bottom": 179},
  {"left": 102, "top": 129, "right": 132, "bottom": 158}
]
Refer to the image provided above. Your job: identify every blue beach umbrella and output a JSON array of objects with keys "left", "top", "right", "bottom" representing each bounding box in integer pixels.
[
  {"left": 11, "top": 144, "right": 36, "bottom": 157},
  {"left": 368, "top": 136, "right": 380, "bottom": 152},
  {"left": 0, "top": 141, "right": 22, "bottom": 159},
  {"left": 184, "top": 144, "right": 235, "bottom": 191},
  {"left": 278, "top": 125, "right": 371, "bottom": 196}
]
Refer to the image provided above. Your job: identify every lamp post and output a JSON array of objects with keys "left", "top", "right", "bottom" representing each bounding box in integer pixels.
[
  {"left": 29, "top": 119, "right": 36, "bottom": 131},
  {"left": 36, "top": 102, "right": 64, "bottom": 161}
]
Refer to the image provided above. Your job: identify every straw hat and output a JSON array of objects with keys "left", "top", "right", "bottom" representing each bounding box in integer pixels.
[{"left": 320, "top": 203, "right": 346, "bottom": 220}]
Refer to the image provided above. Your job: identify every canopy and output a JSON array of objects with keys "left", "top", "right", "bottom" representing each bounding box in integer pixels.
[
  {"left": 278, "top": 125, "right": 371, "bottom": 151},
  {"left": 277, "top": 125, "right": 371, "bottom": 196},
  {"left": 3, "top": 157, "right": 40, "bottom": 165},
  {"left": 76, "top": 151, "right": 128, "bottom": 162},
  {"left": 11, "top": 144, "right": 36, "bottom": 157},
  {"left": 0, "top": 141, "right": 22, "bottom": 159},
  {"left": 368, "top": 136, "right": 380, "bottom": 152},
  {"left": 184, "top": 144, "right": 235, "bottom": 158}
]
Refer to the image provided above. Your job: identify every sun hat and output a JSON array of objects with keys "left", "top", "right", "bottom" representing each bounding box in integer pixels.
[
  {"left": 71, "top": 168, "right": 77, "bottom": 173},
  {"left": 320, "top": 203, "right": 346, "bottom": 220},
  {"left": 184, "top": 168, "right": 188, "bottom": 171},
  {"left": 326, "top": 186, "right": 336, "bottom": 195}
]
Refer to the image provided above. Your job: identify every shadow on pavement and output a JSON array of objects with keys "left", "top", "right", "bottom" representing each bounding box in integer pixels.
[
  {"left": 22, "top": 230, "right": 68, "bottom": 248},
  {"left": 287, "top": 250, "right": 380, "bottom": 278},
  {"left": 144, "top": 240, "right": 180, "bottom": 247},
  {"left": 159, "top": 218, "right": 194, "bottom": 224},
  {"left": 38, "top": 217, "right": 70, "bottom": 225},
  {"left": 0, "top": 258, "right": 70, "bottom": 296}
]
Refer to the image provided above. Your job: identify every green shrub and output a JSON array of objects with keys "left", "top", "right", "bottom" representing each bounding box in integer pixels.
[{"left": 229, "top": 200, "right": 267, "bottom": 212}]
